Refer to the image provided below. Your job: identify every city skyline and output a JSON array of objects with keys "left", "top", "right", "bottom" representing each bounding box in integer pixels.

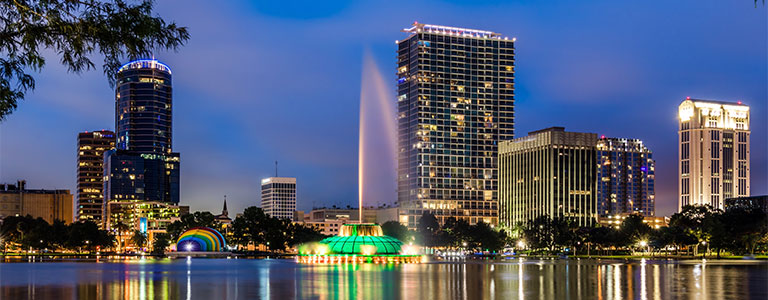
[{"left": 0, "top": 1, "right": 765, "bottom": 217}]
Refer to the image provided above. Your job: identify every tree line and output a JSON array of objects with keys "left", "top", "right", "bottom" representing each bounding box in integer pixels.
[
  {"left": 381, "top": 212, "right": 511, "bottom": 252},
  {"left": 166, "top": 207, "right": 325, "bottom": 253},
  {"left": 516, "top": 204, "right": 768, "bottom": 257},
  {"left": 0, "top": 216, "right": 113, "bottom": 253}
]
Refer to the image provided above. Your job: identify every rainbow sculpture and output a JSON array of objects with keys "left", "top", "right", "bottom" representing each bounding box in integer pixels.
[{"left": 177, "top": 227, "right": 227, "bottom": 252}]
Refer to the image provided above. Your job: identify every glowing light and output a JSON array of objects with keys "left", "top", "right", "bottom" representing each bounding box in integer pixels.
[
  {"left": 185, "top": 244, "right": 193, "bottom": 252},
  {"left": 118, "top": 59, "right": 172, "bottom": 74},
  {"left": 360, "top": 245, "right": 377, "bottom": 256},
  {"left": 639, "top": 240, "right": 648, "bottom": 248},
  {"left": 517, "top": 240, "right": 526, "bottom": 248}
]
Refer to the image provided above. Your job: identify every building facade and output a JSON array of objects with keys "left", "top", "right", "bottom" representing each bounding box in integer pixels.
[
  {"left": 396, "top": 23, "right": 516, "bottom": 227},
  {"left": 596, "top": 137, "right": 656, "bottom": 217},
  {"left": 115, "top": 59, "right": 173, "bottom": 154},
  {"left": 260, "top": 177, "right": 296, "bottom": 220},
  {"left": 0, "top": 181, "right": 74, "bottom": 224},
  {"left": 724, "top": 195, "right": 768, "bottom": 213},
  {"left": 499, "top": 127, "right": 598, "bottom": 227},
  {"left": 76, "top": 130, "right": 115, "bottom": 224},
  {"left": 678, "top": 98, "right": 750, "bottom": 211},
  {"left": 104, "top": 59, "right": 182, "bottom": 232}
]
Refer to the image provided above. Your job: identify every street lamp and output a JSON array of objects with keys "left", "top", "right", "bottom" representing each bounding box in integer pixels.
[{"left": 517, "top": 240, "right": 526, "bottom": 249}]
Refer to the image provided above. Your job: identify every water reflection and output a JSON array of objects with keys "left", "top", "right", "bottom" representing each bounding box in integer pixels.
[{"left": 0, "top": 258, "right": 765, "bottom": 299}]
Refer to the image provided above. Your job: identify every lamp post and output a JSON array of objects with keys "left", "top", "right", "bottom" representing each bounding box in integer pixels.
[{"left": 638, "top": 240, "right": 648, "bottom": 256}]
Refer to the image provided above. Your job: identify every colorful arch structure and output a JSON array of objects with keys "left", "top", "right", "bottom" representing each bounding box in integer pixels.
[{"left": 177, "top": 227, "right": 227, "bottom": 252}]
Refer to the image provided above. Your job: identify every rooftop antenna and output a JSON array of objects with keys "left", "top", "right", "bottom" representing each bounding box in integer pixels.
[{"left": 275, "top": 161, "right": 278, "bottom": 177}]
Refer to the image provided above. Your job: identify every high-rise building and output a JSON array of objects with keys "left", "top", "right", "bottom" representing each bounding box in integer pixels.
[
  {"left": 596, "top": 137, "right": 656, "bottom": 217},
  {"left": 76, "top": 130, "right": 115, "bottom": 224},
  {"left": 260, "top": 177, "right": 296, "bottom": 220},
  {"left": 104, "top": 59, "right": 181, "bottom": 232},
  {"left": 396, "top": 22, "right": 516, "bottom": 227},
  {"left": 0, "top": 180, "right": 74, "bottom": 224},
  {"left": 499, "top": 127, "right": 597, "bottom": 227},
  {"left": 103, "top": 150, "right": 180, "bottom": 204},
  {"left": 115, "top": 59, "right": 173, "bottom": 154},
  {"left": 678, "top": 98, "right": 750, "bottom": 210}
]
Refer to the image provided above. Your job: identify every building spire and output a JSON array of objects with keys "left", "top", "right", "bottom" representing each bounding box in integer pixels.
[{"left": 222, "top": 195, "right": 228, "bottom": 217}]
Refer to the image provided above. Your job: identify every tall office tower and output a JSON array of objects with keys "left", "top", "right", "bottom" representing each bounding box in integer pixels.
[
  {"left": 678, "top": 98, "right": 750, "bottom": 211},
  {"left": 76, "top": 130, "right": 115, "bottom": 224},
  {"left": 396, "top": 23, "right": 515, "bottom": 227},
  {"left": 499, "top": 127, "right": 597, "bottom": 227},
  {"left": 104, "top": 59, "right": 181, "bottom": 232},
  {"left": 115, "top": 59, "right": 173, "bottom": 154},
  {"left": 260, "top": 177, "right": 297, "bottom": 220},
  {"left": 596, "top": 137, "right": 656, "bottom": 217}
]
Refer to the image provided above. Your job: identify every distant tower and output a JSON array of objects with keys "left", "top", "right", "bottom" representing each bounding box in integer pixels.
[
  {"left": 678, "top": 98, "right": 750, "bottom": 211},
  {"left": 115, "top": 59, "right": 173, "bottom": 154},
  {"left": 222, "top": 195, "right": 229, "bottom": 217},
  {"left": 260, "top": 177, "right": 297, "bottom": 220}
]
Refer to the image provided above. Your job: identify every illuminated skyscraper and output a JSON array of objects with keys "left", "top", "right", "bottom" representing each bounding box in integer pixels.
[
  {"left": 115, "top": 59, "right": 173, "bottom": 154},
  {"left": 261, "top": 177, "right": 297, "bottom": 220},
  {"left": 76, "top": 130, "right": 115, "bottom": 224},
  {"left": 396, "top": 23, "right": 515, "bottom": 227},
  {"left": 596, "top": 137, "right": 655, "bottom": 217},
  {"left": 499, "top": 127, "right": 597, "bottom": 227},
  {"left": 678, "top": 98, "right": 750, "bottom": 211},
  {"left": 104, "top": 59, "right": 181, "bottom": 232}
]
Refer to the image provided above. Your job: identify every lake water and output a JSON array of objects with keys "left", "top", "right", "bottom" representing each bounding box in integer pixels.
[{"left": 0, "top": 257, "right": 766, "bottom": 299}]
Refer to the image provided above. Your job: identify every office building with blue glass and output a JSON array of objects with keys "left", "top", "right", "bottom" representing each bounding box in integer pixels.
[{"left": 104, "top": 59, "right": 181, "bottom": 233}]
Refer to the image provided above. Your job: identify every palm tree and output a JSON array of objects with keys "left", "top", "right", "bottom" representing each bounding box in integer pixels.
[
  {"left": 130, "top": 230, "right": 148, "bottom": 253},
  {"left": 115, "top": 222, "right": 130, "bottom": 253}
]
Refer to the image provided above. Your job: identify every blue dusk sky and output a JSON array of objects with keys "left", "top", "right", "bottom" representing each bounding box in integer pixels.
[{"left": 0, "top": 0, "right": 765, "bottom": 217}]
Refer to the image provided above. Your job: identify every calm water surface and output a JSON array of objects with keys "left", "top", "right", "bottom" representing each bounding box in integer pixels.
[{"left": 0, "top": 257, "right": 766, "bottom": 299}]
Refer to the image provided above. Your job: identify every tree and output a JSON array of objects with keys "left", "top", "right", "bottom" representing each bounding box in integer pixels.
[
  {"left": 152, "top": 233, "right": 170, "bottom": 255},
  {"left": 114, "top": 221, "right": 130, "bottom": 252},
  {"left": 231, "top": 207, "right": 270, "bottom": 248},
  {"left": 523, "top": 215, "right": 576, "bottom": 253},
  {"left": 670, "top": 205, "right": 720, "bottom": 255},
  {"left": 381, "top": 221, "right": 411, "bottom": 243},
  {"left": 288, "top": 223, "right": 325, "bottom": 247},
  {"left": 417, "top": 212, "right": 440, "bottom": 247},
  {"left": 167, "top": 211, "right": 217, "bottom": 241},
  {"left": 443, "top": 218, "right": 472, "bottom": 248},
  {"left": 469, "top": 221, "right": 507, "bottom": 252},
  {"left": 718, "top": 206, "right": 768, "bottom": 255},
  {"left": 620, "top": 214, "right": 652, "bottom": 247},
  {"left": 0, "top": 0, "right": 189, "bottom": 120},
  {"left": 130, "top": 230, "right": 148, "bottom": 251}
]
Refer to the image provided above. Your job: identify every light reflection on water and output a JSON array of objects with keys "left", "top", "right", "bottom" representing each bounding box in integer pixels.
[{"left": 0, "top": 258, "right": 766, "bottom": 299}]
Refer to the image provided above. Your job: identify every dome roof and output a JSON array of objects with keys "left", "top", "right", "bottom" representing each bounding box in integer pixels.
[
  {"left": 320, "top": 235, "right": 403, "bottom": 254},
  {"left": 177, "top": 227, "right": 226, "bottom": 252},
  {"left": 318, "top": 224, "right": 403, "bottom": 255}
]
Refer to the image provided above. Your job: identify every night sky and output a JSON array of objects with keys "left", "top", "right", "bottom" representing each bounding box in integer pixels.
[{"left": 0, "top": 0, "right": 765, "bottom": 217}]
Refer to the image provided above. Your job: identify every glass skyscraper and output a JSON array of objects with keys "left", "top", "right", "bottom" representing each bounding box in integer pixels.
[
  {"left": 596, "top": 137, "right": 655, "bottom": 217},
  {"left": 115, "top": 59, "right": 173, "bottom": 154},
  {"left": 397, "top": 23, "right": 515, "bottom": 227},
  {"left": 104, "top": 59, "right": 181, "bottom": 231}
]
